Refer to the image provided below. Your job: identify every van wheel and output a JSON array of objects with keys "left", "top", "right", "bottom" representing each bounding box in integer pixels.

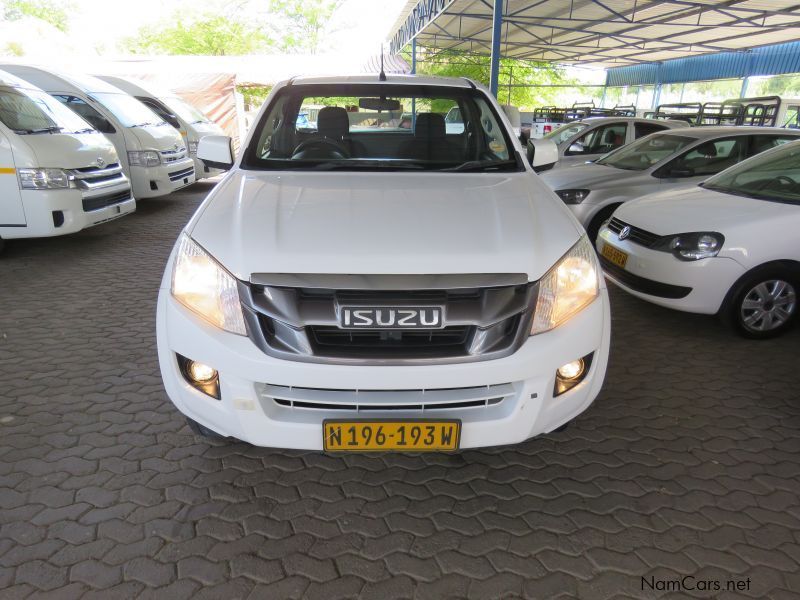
[
  {"left": 723, "top": 265, "right": 798, "bottom": 339},
  {"left": 186, "top": 416, "right": 225, "bottom": 439},
  {"left": 586, "top": 204, "right": 620, "bottom": 243}
]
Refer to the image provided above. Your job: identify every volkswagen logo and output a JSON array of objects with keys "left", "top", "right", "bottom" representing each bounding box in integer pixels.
[
  {"left": 618, "top": 225, "right": 631, "bottom": 241},
  {"left": 95, "top": 157, "right": 105, "bottom": 168}
]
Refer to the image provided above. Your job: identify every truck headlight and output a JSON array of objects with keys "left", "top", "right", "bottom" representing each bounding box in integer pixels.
[
  {"left": 653, "top": 232, "right": 724, "bottom": 261},
  {"left": 171, "top": 235, "right": 247, "bottom": 335},
  {"left": 18, "top": 168, "right": 70, "bottom": 190},
  {"left": 555, "top": 189, "right": 591, "bottom": 204},
  {"left": 530, "top": 236, "right": 599, "bottom": 335},
  {"left": 127, "top": 150, "right": 161, "bottom": 167}
]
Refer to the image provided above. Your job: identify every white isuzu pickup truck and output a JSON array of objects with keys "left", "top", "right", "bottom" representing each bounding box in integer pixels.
[{"left": 156, "top": 75, "right": 610, "bottom": 451}]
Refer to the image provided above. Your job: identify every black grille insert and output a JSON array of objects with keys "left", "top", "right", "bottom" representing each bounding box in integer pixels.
[
  {"left": 607, "top": 217, "right": 661, "bottom": 248},
  {"left": 169, "top": 167, "right": 194, "bottom": 181},
  {"left": 82, "top": 190, "right": 131, "bottom": 212}
]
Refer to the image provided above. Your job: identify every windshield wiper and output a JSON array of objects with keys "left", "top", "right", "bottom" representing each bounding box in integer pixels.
[
  {"left": 445, "top": 159, "right": 518, "bottom": 172},
  {"left": 19, "top": 126, "right": 63, "bottom": 134},
  {"left": 309, "top": 161, "right": 426, "bottom": 171}
]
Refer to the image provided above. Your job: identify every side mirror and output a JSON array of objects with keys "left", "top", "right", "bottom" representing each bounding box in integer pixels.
[
  {"left": 526, "top": 137, "right": 558, "bottom": 172},
  {"left": 197, "top": 135, "right": 234, "bottom": 170},
  {"left": 568, "top": 142, "right": 585, "bottom": 154}
]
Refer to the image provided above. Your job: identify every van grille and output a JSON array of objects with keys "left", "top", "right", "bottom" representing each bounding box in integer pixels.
[
  {"left": 169, "top": 166, "right": 194, "bottom": 181},
  {"left": 69, "top": 163, "right": 127, "bottom": 190},
  {"left": 82, "top": 190, "right": 131, "bottom": 212},
  {"left": 161, "top": 147, "right": 187, "bottom": 162}
]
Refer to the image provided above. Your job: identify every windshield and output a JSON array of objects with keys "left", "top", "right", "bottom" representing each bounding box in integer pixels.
[
  {"left": 703, "top": 140, "right": 800, "bottom": 204},
  {"left": 163, "top": 95, "right": 211, "bottom": 124},
  {"left": 596, "top": 133, "right": 693, "bottom": 171},
  {"left": 543, "top": 121, "right": 589, "bottom": 144},
  {"left": 242, "top": 83, "right": 521, "bottom": 172},
  {"left": 91, "top": 92, "right": 165, "bottom": 128},
  {"left": 0, "top": 85, "right": 93, "bottom": 134}
]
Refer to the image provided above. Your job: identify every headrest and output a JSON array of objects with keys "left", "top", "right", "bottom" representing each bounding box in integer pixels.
[
  {"left": 414, "top": 113, "right": 446, "bottom": 138},
  {"left": 317, "top": 106, "right": 349, "bottom": 139},
  {"left": 697, "top": 142, "right": 717, "bottom": 157}
]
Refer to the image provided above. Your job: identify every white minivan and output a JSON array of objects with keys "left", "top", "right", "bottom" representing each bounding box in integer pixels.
[
  {"left": 156, "top": 75, "right": 610, "bottom": 451},
  {"left": 0, "top": 69, "right": 134, "bottom": 251},
  {"left": 1, "top": 64, "right": 196, "bottom": 199},
  {"left": 96, "top": 75, "right": 225, "bottom": 180}
]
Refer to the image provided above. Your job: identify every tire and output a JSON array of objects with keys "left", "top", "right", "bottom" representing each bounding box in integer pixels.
[
  {"left": 586, "top": 204, "right": 620, "bottom": 243},
  {"left": 723, "top": 264, "right": 799, "bottom": 339},
  {"left": 186, "top": 416, "right": 225, "bottom": 440}
]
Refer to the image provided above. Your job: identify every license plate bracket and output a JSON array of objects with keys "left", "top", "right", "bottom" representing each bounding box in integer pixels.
[{"left": 323, "top": 419, "right": 461, "bottom": 452}]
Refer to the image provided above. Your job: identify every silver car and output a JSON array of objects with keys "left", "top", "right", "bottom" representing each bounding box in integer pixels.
[
  {"left": 539, "top": 126, "right": 800, "bottom": 240},
  {"left": 530, "top": 117, "right": 689, "bottom": 170}
]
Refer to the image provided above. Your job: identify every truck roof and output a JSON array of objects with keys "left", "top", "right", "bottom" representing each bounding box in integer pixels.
[
  {"left": 285, "top": 74, "right": 476, "bottom": 88},
  {"left": 0, "top": 64, "right": 128, "bottom": 96},
  {"left": 95, "top": 75, "right": 174, "bottom": 100},
  {"left": 0, "top": 68, "right": 40, "bottom": 90}
]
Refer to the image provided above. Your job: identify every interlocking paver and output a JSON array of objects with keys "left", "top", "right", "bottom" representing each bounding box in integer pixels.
[{"left": 1, "top": 183, "right": 799, "bottom": 598}]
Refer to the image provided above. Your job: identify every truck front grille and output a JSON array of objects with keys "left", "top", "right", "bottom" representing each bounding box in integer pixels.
[{"left": 239, "top": 274, "right": 537, "bottom": 365}]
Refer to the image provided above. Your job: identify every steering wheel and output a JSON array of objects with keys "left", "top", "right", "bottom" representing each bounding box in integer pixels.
[{"left": 291, "top": 137, "right": 350, "bottom": 159}]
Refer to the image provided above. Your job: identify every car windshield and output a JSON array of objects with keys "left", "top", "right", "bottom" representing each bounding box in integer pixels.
[
  {"left": 543, "top": 121, "right": 589, "bottom": 144},
  {"left": 242, "top": 83, "right": 521, "bottom": 172},
  {"left": 91, "top": 92, "right": 166, "bottom": 128},
  {"left": 702, "top": 140, "right": 800, "bottom": 205},
  {"left": 0, "top": 85, "right": 93, "bottom": 134},
  {"left": 596, "top": 133, "right": 693, "bottom": 170},
  {"left": 163, "top": 95, "right": 211, "bottom": 124}
]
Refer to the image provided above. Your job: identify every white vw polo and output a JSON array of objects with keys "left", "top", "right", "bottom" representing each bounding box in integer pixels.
[
  {"left": 157, "top": 75, "right": 610, "bottom": 451},
  {"left": 598, "top": 140, "right": 800, "bottom": 338}
]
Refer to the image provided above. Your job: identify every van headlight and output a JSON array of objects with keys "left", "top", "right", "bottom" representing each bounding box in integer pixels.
[
  {"left": 171, "top": 235, "right": 247, "bottom": 335},
  {"left": 530, "top": 236, "right": 599, "bottom": 335},
  {"left": 18, "top": 168, "right": 70, "bottom": 189},
  {"left": 128, "top": 150, "right": 161, "bottom": 167}
]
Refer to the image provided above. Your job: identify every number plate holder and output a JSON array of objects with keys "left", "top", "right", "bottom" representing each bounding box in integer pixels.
[{"left": 323, "top": 419, "right": 461, "bottom": 452}]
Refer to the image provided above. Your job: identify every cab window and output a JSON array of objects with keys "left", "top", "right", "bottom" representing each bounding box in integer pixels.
[
  {"left": 566, "top": 122, "right": 627, "bottom": 155},
  {"left": 634, "top": 122, "right": 668, "bottom": 139},
  {"left": 661, "top": 136, "right": 746, "bottom": 178},
  {"left": 748, "top": 135, "right": 798, "bottom": 156},
  {"left": 52, "top": 95, "right": 115, "bottom": 134}
]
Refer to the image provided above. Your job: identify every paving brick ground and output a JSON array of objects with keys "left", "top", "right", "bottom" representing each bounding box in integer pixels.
[{"left": 1, "top": 181, "right": 799, "bottom": 599}]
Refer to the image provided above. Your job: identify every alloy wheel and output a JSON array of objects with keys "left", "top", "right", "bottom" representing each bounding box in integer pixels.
[{"left": 740, "top": 279, "right": 797, "bottom": 333}]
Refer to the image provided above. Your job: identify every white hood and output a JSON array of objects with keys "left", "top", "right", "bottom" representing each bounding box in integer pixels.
[
  {"left": 15, "top": 132, "right": 119, "bottom": 170},
  {"left": 127, "top": 124, "right": 184, "bottom": 152},
  {"left": 615, "top": 185, "right": 799, "bottom": 235},
  {"left": 539, "top": 163, "right": 626, "bottom": 190},
  {"left": 189, "top": 170, "right": 582, "bottom": 282}
]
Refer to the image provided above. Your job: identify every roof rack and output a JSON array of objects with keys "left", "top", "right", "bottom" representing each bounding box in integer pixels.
[{"left": 654, "top": 96, "right": 782, "bottom": 127}]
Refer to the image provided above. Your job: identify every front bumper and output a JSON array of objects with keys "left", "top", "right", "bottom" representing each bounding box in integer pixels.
[
  {"left": 597, "top": 226, "right": 745, "bottom": 314},
  {"left": 129, "top": 157, "right": 196, "bottom": 198},
  {"left": 156, "top": 279, "right": 611, "bottom": 450},
  {"left": 0, "top": 185, "right": 135, "bottom": 239}
]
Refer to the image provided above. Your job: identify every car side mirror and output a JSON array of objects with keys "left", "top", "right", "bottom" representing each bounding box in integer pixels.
[
  {"left": 568, "top": 142, "right": 585, "bottom": 154},
  {"left": 526, "top": 138, "right": 558, "bottom": 172},
  {"left": 197, "top": 135, "right": 234, "bottom": 170}
]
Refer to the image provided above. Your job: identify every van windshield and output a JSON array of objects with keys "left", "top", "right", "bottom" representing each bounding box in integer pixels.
[
  {"left": 163, "top": 96, "right": 211, "bottom": 124},
  {"left": 0, "top": 85, "right": 94, "bottom": 134},
  {"left": 596, "top": 133, "right": 693, "bottom": 170},
  {"left": 242, "top": 83, "right": 521, "bottom": 172},
  {"left": 91, "top": 92, "right": 166, "bottom": 128}
]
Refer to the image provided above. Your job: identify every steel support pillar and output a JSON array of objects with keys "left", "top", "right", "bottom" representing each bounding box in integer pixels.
[
  {"left": 489, "top": 0, "right": 503, "bottom": 97},
  {"left": 411, "top": 38, "right": 417, "bottom": 74}
]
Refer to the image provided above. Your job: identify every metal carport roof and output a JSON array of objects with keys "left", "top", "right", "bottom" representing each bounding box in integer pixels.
[{"left": 389, "top": 1, "right": 800, "bottom": 66}]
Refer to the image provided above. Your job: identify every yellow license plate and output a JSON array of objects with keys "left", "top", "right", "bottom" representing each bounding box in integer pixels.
[
  {"left": 323, "top": 420, "right": 461, "bottom": 452},
  {"left": 601, "top": 242, "right": 628, "bottom": 269}
]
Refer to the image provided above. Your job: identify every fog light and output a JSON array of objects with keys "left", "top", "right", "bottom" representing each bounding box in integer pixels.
[
  {"left": 188, "top": 361, "right": 217, "bottom": 383},
  {"left": 554, "top": 353, "right": 594, "bottom": 397},
  {"left": 557, "top": 359, "right": 584, "bottom": 381}
]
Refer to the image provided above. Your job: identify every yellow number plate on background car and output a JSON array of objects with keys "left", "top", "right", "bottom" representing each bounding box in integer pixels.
[
  {"left": 601, "top": 243, "right": 629, "bottom": 269},
  {"left": 323, "top": 420, "right": 461, "bottom": 452}
]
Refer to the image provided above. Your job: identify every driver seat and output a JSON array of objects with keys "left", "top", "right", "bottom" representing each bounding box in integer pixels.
[{"left": 316, "top": 107, "right": 365, "bottom": 157}]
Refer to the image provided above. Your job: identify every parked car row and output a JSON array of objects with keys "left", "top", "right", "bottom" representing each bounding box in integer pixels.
[
  {"left": 0, "top": 64, "right": 223, "bottom": 251},
  {"left": 536, "top": 119, "right": 800, "bottom": 338}
]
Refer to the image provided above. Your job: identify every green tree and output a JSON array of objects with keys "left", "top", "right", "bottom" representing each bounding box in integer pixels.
[
  {"left": 123, "top": 14, "right": 273, "bottom": 56},
  {"left": 2, "top": 0, "right": 71, "bottom": 32},
  {"left": 267, "top": 0, "right": 343, "bottom": 54}
]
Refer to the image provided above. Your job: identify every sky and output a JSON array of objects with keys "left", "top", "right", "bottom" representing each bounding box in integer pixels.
[{"left": 60, "top": 0, "right": 409, "bottom": 56}]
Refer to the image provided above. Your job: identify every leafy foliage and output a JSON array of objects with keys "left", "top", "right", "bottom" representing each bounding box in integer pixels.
[
  {"left": 266, "top": 0, "right": 343, "bottom": 54},
  {"left": 123, "top": 14, "right": 273, "bottom": 56},
  {"left": 2, "top": 0, "right": 71, "bottom": 32}
]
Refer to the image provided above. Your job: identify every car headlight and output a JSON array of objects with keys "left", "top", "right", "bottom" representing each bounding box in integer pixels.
[
  {"left": 18, "top": 168, "right": 70, "bottom": 190},
  {"left": 171, "top": 235, "right": 247, "bottom": 335},
  {"left": 188, "top": 141, "right": 199, "bottom": 155},
  {"left": 530, "top": 235, "right": 600, "bottom": 335},
  {"left": 555, "top": 189, "right": 591, "bottom": 204},
  {"left": 653, "top": 232, "right": 725, "bottom": 261},
  {"left": 128, "top": 150, "right": 161, "bottom": 167}
]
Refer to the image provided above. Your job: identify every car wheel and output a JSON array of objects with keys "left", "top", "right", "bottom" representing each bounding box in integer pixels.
[
  {"left": 186, "top": 416, "right": 225, "bottom": 439},
  {"left": 725, "top": 267, "right": 798, "bottom": 339},
  {"left": 586, "top": 204, "right": 619, "bottom": 243}
]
